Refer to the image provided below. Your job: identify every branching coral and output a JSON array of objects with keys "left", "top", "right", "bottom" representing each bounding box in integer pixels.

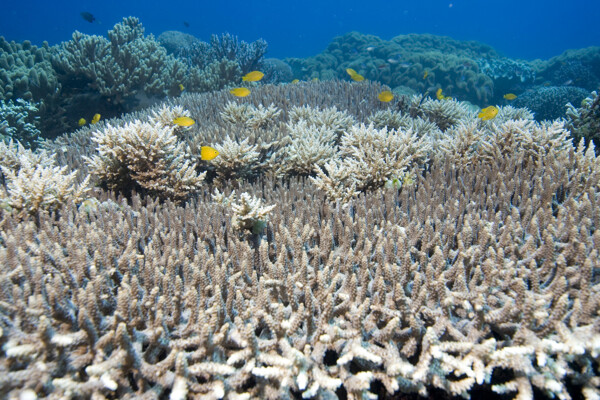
[
  {"left": 0, "top": 99, "right": 41, "bottom": 148},
  {"left": 210, "top": 137, "right": 261, "bottom": 183},
  {"left": 230, "top": 192, "right": 276, "bottom": 233},
  {"left": 288, "top": 105, "right": 355, "bottom": 139},
  {"left": 273, "top": 120, "right": 338, "bottom": 176},
  {"left": 0, "top": 140, "right": 89, "bottom": 216},
  {"left": 367, "top": 109, "right": 441, "bottom": 138},
  {"left": 209, "top": 33, "right": 268, "bottom": 74},
  {"left": 85, "top": 119, "right": 205, "bottom": 201},
  {"left": 566, "top": 90, "right": 600, "bottom": 149},
  {"left": 52, "top": 17, "right": 192, "bottom": 104},
  {"left": 220, "top": 102, "right": 282, "bottom": 130}
]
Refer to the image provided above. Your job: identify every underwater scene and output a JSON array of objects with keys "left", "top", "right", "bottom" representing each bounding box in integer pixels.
[{"left": 1, "top": 0, "right": 600, "bottom": 399}]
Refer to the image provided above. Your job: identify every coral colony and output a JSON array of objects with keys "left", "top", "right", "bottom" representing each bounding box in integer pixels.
[{"left": 1, "top": 16, "right": 600, "bottom": 400}]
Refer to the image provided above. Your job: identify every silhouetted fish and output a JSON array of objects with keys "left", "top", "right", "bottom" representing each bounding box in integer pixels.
[
  {"left": 183, "top": 21, "right": 190, "bottom": 27},
  {"left": 80, "top": 11, "right": 96, "bottom": 23}
]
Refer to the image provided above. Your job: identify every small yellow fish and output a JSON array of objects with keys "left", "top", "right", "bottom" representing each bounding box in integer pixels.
[
  {"left": 78, "top": 118, "right": 86, "bottom": 126},
  {"left": 91, "top": 113, "right": 101, "bottom": 124},
  {"left": 200, "top": 146, "right": 219, "bottom": 161},
  {"left": 436, "top": 88, "right": 451, "bottom": 100},
  {"left": 312, "top": 77, "right": 319, "bottom": 82},
  {"left": 346, "top": 68, "right": 358, "bottom": 76},
  {"left": 423, "top": 70, "right": 428, "bottom": 79},
  {"left": 478, "top": 106, "right": 499, "bottom": 121},
  {"left": 291, "top": 79, "right": 299, "bottom": 84},
  {"left": 230, "top": 87, "right": 251, "bottom": 97},
  {"left": 378, "top": 90, "right": 394, "bottom": 102},
  {"left": 350, "top": 73, "right": 365, "bottom": 82},
  {"left": 173, "top": 116, "right": 195, "bottom": 127},
  {"left": 242, "top": 71, "right": 264, "bottom": 82},
  {"left": 179, "top": 84, "right": 185, "bottom": 91},
  {"left": 503, "top": 93, "right": 517, "bottom": 100},
  {"left": 436, "top": 88, "right": 444, "bottom": 100}
]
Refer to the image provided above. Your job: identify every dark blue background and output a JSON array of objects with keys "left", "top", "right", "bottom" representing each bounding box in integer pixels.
[{"left": 2, "top": 0, "right": 598, "bottom": 60}]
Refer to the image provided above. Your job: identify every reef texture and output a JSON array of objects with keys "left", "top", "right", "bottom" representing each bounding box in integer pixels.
[
  {"left": 1, "top": 80, "right": 599, "bottom": 399},
  {"left": 285, "top": 32, "right": 524, "bottom": 106},
  {"left": 566, "top": 90, "right": 600, "bottom": 149},
  {"left": 0, "top": 99, "right": 41, "bottom": 148},
  {"left": 512, "top": 86, "right": 590, "bottom": 121}
]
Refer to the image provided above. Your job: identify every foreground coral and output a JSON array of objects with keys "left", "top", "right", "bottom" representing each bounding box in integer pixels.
[{"left": 1, "top": 120, "right": 599, "bottom": 398}]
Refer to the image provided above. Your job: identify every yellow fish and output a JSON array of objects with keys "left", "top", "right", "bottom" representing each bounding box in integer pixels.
[
  {"left": 423, "top": 70, "right": 428, "bottom": 79},
  {"left": 378, "top": 90, "right": 394, "bottom": 102},
  {"left": 230, "top": 87, "right": 251, "bottom": 97},
  {"left": 200, "top": 146, "right": 219, "bottom": 161},
  {"left": 173, "top": 116, "right": 195, "bottom": 127},
  {"left": 291, "top": 79, "right": 299, "bottom": 84},
  {"left": 478, "top": 106, "right": 499, "bottom": 121},
  {"left": 436, "top": 88, "right": 451, "bottom": 100},
  {"left": 179, "top": 84, "right": 185, "bottom": 91},
  {"left": 91, "top": 113, "right": 101, "bottom": 124},
  {"left": 503, "top": 93, "right": 517, "bottom": 100},
  {"left": 350, "top": 73, "right": 365, "bottom": 82},
  {"left": 242, "top": 71, "right": 264, "bottom": 82},
  {"left": 436, "top": 88, "right": 444, "bottom": 100},
  {"left": 78, "top": 118, "right": 86, "bottom": 126},
  {"left": 346, "top": 68, "right": 358, "bottom": 76},
  {"left": 312, "top": 77, "right": 319, "bottom": 82}
]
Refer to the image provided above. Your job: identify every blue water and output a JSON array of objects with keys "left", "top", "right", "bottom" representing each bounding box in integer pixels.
[{"left": 1, "top": 0, "right": 598, "bottom": 60}]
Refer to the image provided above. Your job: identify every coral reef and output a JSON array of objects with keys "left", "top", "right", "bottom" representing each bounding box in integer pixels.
[
  {"left": 512, "top": 85, "right": 590, "bottom": 121},
  {"left": 566, "top": 90, "right": 600, "bottom": 149},
  {"left": 157, "top": 30, "right": 201, "bottom": 56},
  {"left": 476, "top": 57, "right": 536, "bottom": 85},
  {"left": 0, "top": 37, "right": 59, "bottom": 103},
  {"left": 261, "top": 58, "right": 294, "bottom": 84},
  {"left": 3, "top": 79, "right": 599, "bottom": 399},
  {"left": 209, "top": 33, "right": 268, "bottom": 75},
  {"left": 273, "top": 120, "right": 338, "bottom": 176},
  {"left": 1, "top": 126, "right": 598, "bottom": 397},
  {"left": 52, "top": 17, "right": 192, "bottom": 106},
  {"left": 0, "top": 140, "right": 89, "bottom": 217},
  {"left": 85, "top": 118, "right": 205, "bottom": 201},
  {"left": 230, "top": 192, "right": 276, "bottom": 234},
  {"left": 532, "top": 46, "right": 600, "bottom": 91},
  {"left": 286, "top": 32, "right": 505, "bottom": 105},
  {"left": 0, "top": 99, "right": 41, "bottom": 148},
  {"left": 171, "top": 32, "right": 268, "bottom": 75}
]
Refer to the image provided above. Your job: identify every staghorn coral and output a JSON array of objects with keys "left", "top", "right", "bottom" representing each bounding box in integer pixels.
[
  {"left": 0, "top": 140, "right": 89, "bottom": 217},
  {"left": 288, "top": 104, "right": 355, "bottom": 139},
  {"left": 367, "top": 109, "right": 442, "bottom": 138},
  {"left": 273, "top": 120, "right": 338, "bottom": 176},
  {"left": 220, "top": 101, "right": 282, "bottom": 130},
  {"left": 418, "top": 96, "right": 474, "bottom": 131},
  {"left": 0, "top": 124, "right": 599, "bottom": 398},
  {"left": 437, "top": 119, "right": 572, "bottom": 171},
  {"left": 85, "top": 119, "right": 205, "bottom": 201},
  {"left": 230, "top": 192, "right": 276, "bottom": 234},
  {"left": 566, "top": 90, "right": 600, "bottom": 149},
  {"left": 311, "top": 123, "right": 431, "bottom": 202},
  {"left": 210, "top": 137, "right": 262, "bottom": 183}
]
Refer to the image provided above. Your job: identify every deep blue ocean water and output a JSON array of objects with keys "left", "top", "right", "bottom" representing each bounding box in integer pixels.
[{"left": 1, "top": 0, "right": 599, "bottom": 60}]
